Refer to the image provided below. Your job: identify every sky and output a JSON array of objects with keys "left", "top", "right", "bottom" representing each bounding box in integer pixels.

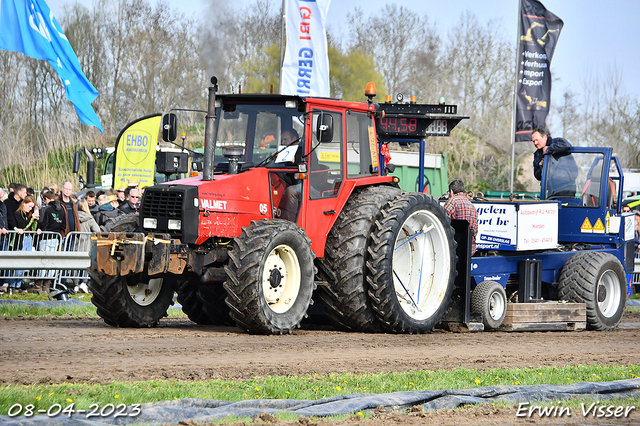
[{"left": 46, "top": 0, "right": 639, "bottom": 106}]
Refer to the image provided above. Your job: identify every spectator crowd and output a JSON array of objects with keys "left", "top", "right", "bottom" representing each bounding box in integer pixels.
[{"left": 0, "top": 181, "right": 141, "bottom": 294}]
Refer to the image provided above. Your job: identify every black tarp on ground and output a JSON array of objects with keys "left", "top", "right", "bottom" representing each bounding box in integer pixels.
[{"left": 2, "top": 378, "right": 639, "bottom": 425}]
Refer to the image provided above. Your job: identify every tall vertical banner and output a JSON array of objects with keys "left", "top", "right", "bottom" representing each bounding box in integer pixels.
[
  {"left": 281, "top": 0, "right": 331, "bottom": 97},
  {"left": 113, "top": 114, "right": 161, "bottom": 190},
  {"left": 514, "top": 0, "right": 563, "bottom": 141},
  {"left": 0, "top": 0, "right": 103, "bottom": 132}
]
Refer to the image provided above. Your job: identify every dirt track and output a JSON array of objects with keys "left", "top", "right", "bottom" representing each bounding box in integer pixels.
[{"left": 2, "top": 312, "right": 640, "bottom": 386}]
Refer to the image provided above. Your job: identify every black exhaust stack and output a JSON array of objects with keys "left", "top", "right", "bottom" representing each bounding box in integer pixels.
[{"left": 203, "top": 76, "right": 219, "bottom": 181}]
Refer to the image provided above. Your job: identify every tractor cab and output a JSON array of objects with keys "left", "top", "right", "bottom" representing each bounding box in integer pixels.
[{"left": 158, "top": 92, "right": 393, "bottom": 255}]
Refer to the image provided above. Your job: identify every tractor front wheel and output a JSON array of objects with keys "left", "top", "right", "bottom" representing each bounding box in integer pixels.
[
  {"left": 88, "top": 272, "right": 176, "bottom": 327},
  {"left": 224, "top": 219, "right": 316, "bottom": 334}
]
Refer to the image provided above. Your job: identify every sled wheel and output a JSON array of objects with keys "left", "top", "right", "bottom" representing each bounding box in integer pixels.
[
  {"left": 559, "top": 252, "right": 626, "bottom": 331},
  {"left": 471, "top": 280, "right": 507, "bottom": 330},
  {"left": 224, "top": 219, "right": 316, "bottom": 334}
]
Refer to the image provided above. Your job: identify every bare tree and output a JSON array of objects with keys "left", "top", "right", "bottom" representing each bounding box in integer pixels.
[{"left": 347, "top": 4, "right": 438, "bottom": 98}]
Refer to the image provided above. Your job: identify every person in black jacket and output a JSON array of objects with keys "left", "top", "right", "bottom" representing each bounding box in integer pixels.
[
  {"left": 0, "top": 188, "right": 8, "bottom": 293},
  {"left": 35, "top": 191, "right": 66, "bottom": 293},
  {"left": 8, "top": 196, "right": 41, "bottom": 292},
  {"left": 38, "top": 192, "right": 67, "bottom": 235},
  {"left": 5, "top": 183, "right": 26, "bottom": 230},
  {"left": 0, "top": 188, "right": 8, "bottom": 234},
  {"left": 118, "top": 187, "right": 140, "bottom": 214},
  {"left": 85, "top": 191, "right": 99, "bottom": 216},
  {"left": 532, "top": 127, "right": 578, "bottom": 197},
  {"left": 61, "top": 182, "right": 81, "bottom": 234}
]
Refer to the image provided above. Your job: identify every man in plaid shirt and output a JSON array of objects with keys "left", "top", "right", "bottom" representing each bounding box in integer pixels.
[{"left": 444, "top": 179, "right": 478, "bottom": 254}]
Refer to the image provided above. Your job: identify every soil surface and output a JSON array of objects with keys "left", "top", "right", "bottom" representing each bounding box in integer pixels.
[{"left": 2, "top": 312, "right": 640, "bottom": 425}]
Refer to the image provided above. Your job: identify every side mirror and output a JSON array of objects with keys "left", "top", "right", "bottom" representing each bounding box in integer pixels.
[
  {"left": 72, "top": 151, "right": 81, "bottom": 174},
  {"left": 384, "top": 163, "right": 396, "bottom": 174},
  {"left": 315, "top": 112, "right": 333, "bottom": 143},
  {"left": 162, "top": 113, "right": 177, "bottom": 142}
]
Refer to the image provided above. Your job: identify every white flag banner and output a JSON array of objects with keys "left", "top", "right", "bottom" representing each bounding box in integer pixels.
[{"left": 281, "top": 0, "right": 331, "bottom": 97}]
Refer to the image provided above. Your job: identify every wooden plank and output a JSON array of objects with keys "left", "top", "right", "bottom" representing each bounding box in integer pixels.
[
  {"left": 505, "top": 313, "right": 586, "bottom": 323},
  {"left": 502, "top": 303, "right": 586, "bottom": 331},
  {"left": 500, "top": 322, "right": 586, "bottom": 332},
  {"left": 506, "top": 302, "right": 584, "bottom": 311},
  {"left": 505, "top": 307, "right": 586, "bottom": 318}
]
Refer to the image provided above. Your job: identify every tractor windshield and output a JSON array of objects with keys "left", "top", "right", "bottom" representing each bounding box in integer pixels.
[
  {"left": 214, "top": 102, "right": 305, "bottom": 167},
  {"left": 544, "top": 151, "right": 617, "bottom": 208}
]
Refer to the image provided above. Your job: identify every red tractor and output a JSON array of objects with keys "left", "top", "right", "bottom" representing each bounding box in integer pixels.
[{"left": 89, "top": 77, "right": 467, "bottom": 334}]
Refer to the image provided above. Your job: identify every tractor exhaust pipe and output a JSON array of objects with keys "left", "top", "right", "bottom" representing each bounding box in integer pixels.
[{"left": 203, "top": 76, "right": 219, "bottom": 181}]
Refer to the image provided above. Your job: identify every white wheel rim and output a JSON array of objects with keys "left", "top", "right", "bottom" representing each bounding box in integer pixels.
[
  {"left": 128, "top": 278, "right": 163, "bottom": 306},
  {"left": 262, "top": 244, "right": 301, "bottom": 313},
  {"left": 392, "top": 210, "right": 451, "bottom": 320},
  {"left": 598, "top": 270, "right": 621, "bottom": 318},
  {"left": 489, "top": 290, "right": 506, "bottom": 320}
]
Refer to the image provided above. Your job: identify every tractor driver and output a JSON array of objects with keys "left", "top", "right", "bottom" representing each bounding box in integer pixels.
[
  {"left": 278, "top": 129, "right": 327, "bottom": 221},
  {"left": 532, "top": 127, "right": 578, "bottom": 198},
  {"left": 278, "top": 129, "right": 303, "bottom": 221}
]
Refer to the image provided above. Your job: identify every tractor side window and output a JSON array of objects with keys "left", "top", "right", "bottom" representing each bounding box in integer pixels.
[
  {"left": 573, "top": 153, "right": 606, "bottom": 207},
  {"left": 608, "top": 159, "right": 619, "bottom": 209},
  {"left": 544, "top": 150, "right": 579, "bottom": 199},
  {"left": 346, "top": 111, "right": 377, "bottom": 178},
  {"left": 310, "top": 110, "right": 343, "bottom": 200}
]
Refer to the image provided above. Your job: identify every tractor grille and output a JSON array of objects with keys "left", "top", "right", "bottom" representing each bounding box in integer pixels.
[
  {"left": 143, "top": 191, "right": 183, "bottom": 220},
  {"left": 140, "top": 185, "right": 199, "bottom": 243}
]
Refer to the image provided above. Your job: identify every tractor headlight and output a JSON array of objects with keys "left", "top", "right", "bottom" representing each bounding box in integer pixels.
[
  {"left": 143, "top": 218, "right": 157, "bottom": 229},
  {"left": 168, "top": 219, "right": 182, "bottom": 230}
]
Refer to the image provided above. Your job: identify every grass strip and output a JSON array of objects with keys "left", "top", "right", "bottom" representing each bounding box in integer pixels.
[
  {"left": 1, "top": 364, "right": 639, "bottom": 416},
  {"left": 0, "top": 293, "right": 186, "bottom": 317}
]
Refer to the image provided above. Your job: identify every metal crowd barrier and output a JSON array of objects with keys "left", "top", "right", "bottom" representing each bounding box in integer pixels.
[
  {"left": 633, "top": 249, "right": 640, "bottom": 288},
  {"left": 0, "top": 231, "right": 91, "bottom": 291}
]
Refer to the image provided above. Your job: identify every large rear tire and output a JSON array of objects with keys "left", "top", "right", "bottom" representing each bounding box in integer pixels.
[
  {"left": 224, "top": 219, "right": 316, "bottom": 334},
  {"left": 367, "top": 193, "right": 456, "bottom": 333},
  {"left": 558, "top": 252, "right": 626, "bottom": 331},
  {"left": 88, "top": 272, "right": 176, "bottom": 327},
  {"left": 317, "top": 186, "right": 402, "bottom": 332},
  {"left": 177, "top": 280, "right": 233, "bottom": 326}
]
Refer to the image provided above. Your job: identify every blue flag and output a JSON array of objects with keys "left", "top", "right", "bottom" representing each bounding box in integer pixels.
[{"left": 0, "top": 0, "right": 103, "bottom": 132}]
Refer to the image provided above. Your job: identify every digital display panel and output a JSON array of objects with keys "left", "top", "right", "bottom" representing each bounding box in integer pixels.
[{"left": 376, "top": 117, "right": 451, "bottom": 137}]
